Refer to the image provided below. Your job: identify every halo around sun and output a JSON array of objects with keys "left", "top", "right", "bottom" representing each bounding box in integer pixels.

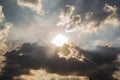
[{"left": 52, "top": 34, "right": 68, "bottom": 46}]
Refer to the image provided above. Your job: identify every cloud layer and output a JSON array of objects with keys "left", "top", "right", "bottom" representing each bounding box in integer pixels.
[{"left": 0, "top": 43, "right": 119, "bottom": 80}]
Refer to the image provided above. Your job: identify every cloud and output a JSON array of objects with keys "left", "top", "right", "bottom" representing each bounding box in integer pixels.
[
  {"left": 56, "top": 43, "right": 85, "bottom": 61},
  {"left": 57, "top": 4, "right": 120, "bottom": 33},
  {"left": 66, "top": 15, "right": 81, "bottom": 32},
  {"left": 93, "top": 40, "right": 112, "bottom": 47},
  {"left": 0, "top": 5, "right": 12, "bottom": 77},
  {"left": 112, "top": 54, "right": 120, "bottom": 80},
  {"left": 17, "top": 0, "right": 42, "bottom": 13},
  {"left": 0, "top": 6, "right": 4, "bottom": 22},
  {"left": 57, "top": 5, "right": 75, "bottom": 26},
  {"left": 15, "top": 69, "right": 89, "bottom": 80},
  {"left": 0, "top": 5, "right": 12, "bottom": 53},
  {"left": 0, "top": 43, "right": 119, "bottom": 80},
  {"left": 103, "top": 4, "right": 119, "bottom": 26},
  {"left": 83, "top": 4, "right": 119, "bottom": 32},
  {"left": 57, "top": 5, "right": 81, "bottom": 32},
  {"left": 0, "top": 0, "right": 120, "bottom": 79}
]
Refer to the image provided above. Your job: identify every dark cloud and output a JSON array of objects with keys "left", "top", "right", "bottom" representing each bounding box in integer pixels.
[{"left": 0, "top": 43, "right": 119, "bottom": 80}]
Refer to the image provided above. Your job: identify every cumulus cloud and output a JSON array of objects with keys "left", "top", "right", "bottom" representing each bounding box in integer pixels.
[
  {"left": 0, "top": 5, "right": 12, "bottom": 76},
  {"left": 57, "top": 5, "right": 75, "bottom": 26},
  {"left": 17, "top": 0, "right": 42, "bottom": 13},
  {"left": 56, "top": 43, "right": 85, "bottom": 61},
  {"left": 85, "top": 12, "right": 93, "bottom": 20},
  {"left": 57, "top": 5, "right": 81, "bottom": 32},
  {"left": 0, "top": 43, "right": 119, "bottom": 80},
  {"left": 58, "top": 4, "right": 120, "bottom": 33},
  {"left": 66, "top": 15, "right": 81, "bottom": 32},
  {"left": 83, "top": 4, "right": 119, "bottom": 32},
  {"left": 0, "top": 6, "right": 12, "bottom": 53}
]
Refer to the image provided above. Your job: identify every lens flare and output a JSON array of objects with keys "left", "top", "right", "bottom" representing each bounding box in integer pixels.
[{"left": 52, "top": 34, "right": 68, "bottom": 46}]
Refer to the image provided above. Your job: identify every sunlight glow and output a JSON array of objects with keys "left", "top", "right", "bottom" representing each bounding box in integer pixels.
[{"left": 52, "top": 34, "right": 68, "bottom": 46}]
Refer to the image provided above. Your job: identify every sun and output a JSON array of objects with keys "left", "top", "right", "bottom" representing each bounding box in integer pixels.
[{"left": 52, "top": 34, "right": 68, "bottom": 46}]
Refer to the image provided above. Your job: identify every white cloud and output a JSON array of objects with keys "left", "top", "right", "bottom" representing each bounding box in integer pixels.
[
  {"left": 57, "top": 5, "right": 81, "bottom": 32},
  {"left": 57, "top": 5, "right": 75, "bottom": 26},
  {"left": 78, "top": 4, "right": 120, "bottom": 33},
  {"left": 0, "top": 5, "right": 12, "bottom": 73},
  {"left": 58, "top": 4, "right": 119, "bottom": 33},
  {"left": 93, "top": 40, "right": 112, "bottom": 47},
  {"left": 0, "top": 5, "right": 12, "bottom": 53},
  {"left": 15, "top": 69, "right": 89, "bottom": 80},
  {"left": 103, "top": 4, "right": 119, "bottom": 26},
  {"left": 0, "top": 6, "right": 4, "bottom": 22},
  {"left": 56, "top": 43, "right": 85, "bottom": 61},
  {"left": 17, "top": 0, "right": 42, "bottom": 13}
]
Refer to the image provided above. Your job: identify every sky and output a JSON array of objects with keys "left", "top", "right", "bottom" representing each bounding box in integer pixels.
[{"left": 0, "top": 0, "right": 120, "bottom": 80}]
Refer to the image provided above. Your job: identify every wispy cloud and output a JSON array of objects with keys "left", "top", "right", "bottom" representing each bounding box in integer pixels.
[{"left": 17, "top": 0, "right": 42, "bottom": 13}]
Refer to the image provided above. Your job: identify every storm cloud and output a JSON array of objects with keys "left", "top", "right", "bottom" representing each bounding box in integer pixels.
[{"left": 0, "top": 43, "right": 119, "bottom": 80}]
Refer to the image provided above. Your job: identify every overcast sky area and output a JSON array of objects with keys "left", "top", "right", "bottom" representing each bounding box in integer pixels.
[{"left": 0, "top": 0, "right": 120, "bottom": 80}]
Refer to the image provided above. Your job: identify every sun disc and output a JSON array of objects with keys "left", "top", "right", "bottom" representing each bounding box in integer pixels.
[{"left": 52, "top": 34, "right": 68, "bottom": 46}]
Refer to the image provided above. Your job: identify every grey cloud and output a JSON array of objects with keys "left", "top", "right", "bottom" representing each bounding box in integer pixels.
[{"left": 0, "top": 43, "right": 119, "bottom": 80}]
